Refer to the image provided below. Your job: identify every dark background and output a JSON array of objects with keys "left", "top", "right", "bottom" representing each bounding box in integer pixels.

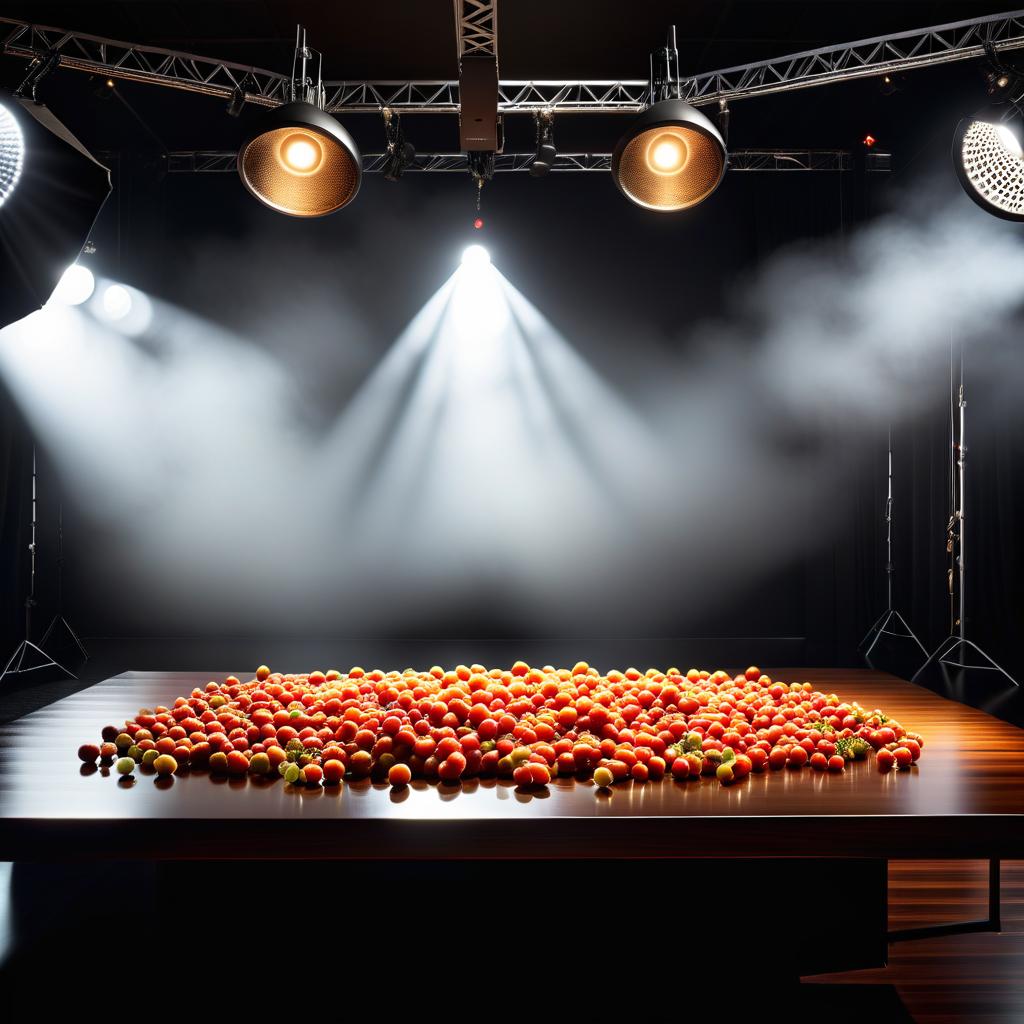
[{"left": 0, "top": 2, "right": 1022, "bottom": 718}]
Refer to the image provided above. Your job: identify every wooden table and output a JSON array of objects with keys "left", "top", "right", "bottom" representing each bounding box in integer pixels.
[{"left": 1, "top": 667, "right": 1022, "bottom": 861}]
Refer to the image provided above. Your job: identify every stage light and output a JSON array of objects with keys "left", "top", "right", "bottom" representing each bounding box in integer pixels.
[
  {"left": 461, "top": 244, "right": 490, "bottom": 268},
  {"left": 528, "top": 112, "right": 557, "bottom": 177},
  {"left": 381, "top": 107, "right": 416, "bottom": 181},
  {"left": 953, "top": 115, "right": 1024, "bottom": 221},
  {"left": 101, "top": 283, "right": 132, "bottom": 321},
  {"left": 226, "top": 86, "right": 246, "bottom": 118},
  {"left": 48, "top": 263, "right": 94, "bottom": 306},
  {"left": 611, "top": 29, "right": 726, "bottom": 212},
  {"left": 0, "top": 100, "right": 24, "bottom": 210},
  {"left": 0, "top": 92, "right": 111, "bottom": 329},
  {"left": 237, "top": 101, "right": 361, "bottom": 217}
]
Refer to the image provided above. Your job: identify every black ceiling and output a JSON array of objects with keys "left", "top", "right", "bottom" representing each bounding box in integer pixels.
[
  {"left": 1, "top": 2, "right": 1016, "bottom": 157},
  {"left": 0, "top": 2, "right": 1016, "bottom": 80}
]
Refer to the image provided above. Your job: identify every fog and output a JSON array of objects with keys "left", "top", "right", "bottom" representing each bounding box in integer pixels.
[{"left": 1, "top": 183, "right": 1022, "bottom": 635}]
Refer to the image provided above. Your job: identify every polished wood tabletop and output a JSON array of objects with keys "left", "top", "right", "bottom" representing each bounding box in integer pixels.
[{"left": 1, "top": 668, "right": 1022, "bottom": 859}]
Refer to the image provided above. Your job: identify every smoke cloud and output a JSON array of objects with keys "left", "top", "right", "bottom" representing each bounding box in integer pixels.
[{"left": 0, "top": 183, "right": 1022, "bottom": 636}]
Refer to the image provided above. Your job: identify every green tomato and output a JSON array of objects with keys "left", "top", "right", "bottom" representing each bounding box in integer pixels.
[
  {"left": 721, "top": 746, "right": 735, "bottom": 763},
  {"left": 716, "top": 762, "right": 734, "bottom": 784},
  {"left": 141, "top": 749, "right": 160, "bottom": 768},
  {"left": 115, "top": 756, "right": 135, "bottom": 775},
  {"left": 284, "top": 763, "right": 301, "bottom": 785}
]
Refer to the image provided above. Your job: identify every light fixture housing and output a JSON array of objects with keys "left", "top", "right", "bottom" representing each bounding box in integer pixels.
[
  {"left": 612, "top": 97, "right": 727, "bottom": 212},
  {"left": 0, "top": 100, "right": 24, "bottom": 210},
  {"left": 529, "top": 112, "right": 557, "bottom": 177},
  {"left": 952, "top": 113, "right": 1024, "bottom": 221},
  {"left": 0, "top": 92, "right": 111, "bottom": 329},
  {"left": 237, "top": 100, "right": 362, "bottom": 217}
]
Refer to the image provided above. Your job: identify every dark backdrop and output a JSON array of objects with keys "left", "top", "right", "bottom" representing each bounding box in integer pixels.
[{"left": 1, "top": 3, "right": 1023, "bottom": 706}]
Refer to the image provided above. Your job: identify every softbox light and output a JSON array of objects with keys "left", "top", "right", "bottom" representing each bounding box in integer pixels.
[{"left": 0, "top": 93, "right": 111, "bottom": 329}]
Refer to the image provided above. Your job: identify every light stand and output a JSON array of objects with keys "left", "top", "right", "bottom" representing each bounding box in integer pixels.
[
  {"left": 859, "top": 425, "right": 928, "bottom": 663},
  {"left": 0, "top": 447, "right": 77, "bottom": 684},
  {"left": 40, "top": 502, "right": 89, "bottom": 665},
  {"left": 912, "top": 344, "right": 1019, "bottom": 687}
]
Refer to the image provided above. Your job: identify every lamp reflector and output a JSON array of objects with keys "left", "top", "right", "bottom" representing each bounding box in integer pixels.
[
  {"left": 0, "top": 100, "right": 24, "bottom": 210},
  {"left": 237, "top": 101, "right": 361, "bottom": 217},
  {"left": 953, "top": 116, "right": 1024, "bottom": 221}
]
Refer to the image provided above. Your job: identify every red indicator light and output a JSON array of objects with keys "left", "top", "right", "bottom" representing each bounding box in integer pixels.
[
  {"left": 863, "top": 134, "right": 876, "bottom": 147},
  {"left": 473, "top": 217, "right": 484, "bottom": 229}
]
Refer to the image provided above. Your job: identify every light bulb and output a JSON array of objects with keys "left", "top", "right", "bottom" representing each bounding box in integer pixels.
[
  {"left": 281, "top": 134, "right": 322, "bottom": 173},
  {"left": 648, "top": 134, "right": 686, "bottom": 173}
]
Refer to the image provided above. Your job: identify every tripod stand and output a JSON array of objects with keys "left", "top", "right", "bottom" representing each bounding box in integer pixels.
[
  {"left": 40, "top": 502, "right": 89, "bottom": 665},
  {"left": 859, "top": 425, "right": 927, "bottom": 662},
  {"left": 912, "top": 344, "right": 1018, "bottom": 687},
  {"left": 0, "top": 447, "right": 77, "bottom": 684}
]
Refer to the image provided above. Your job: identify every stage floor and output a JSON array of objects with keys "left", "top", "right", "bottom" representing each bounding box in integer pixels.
[{"left": 1, "top": 667, "right": 1022, "bottom": 860}]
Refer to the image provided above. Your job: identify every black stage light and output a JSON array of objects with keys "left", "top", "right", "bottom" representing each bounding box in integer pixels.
[
  {"left": 528, "top": 111, "right": 557, "bottom": 177},
  {"left": 380, "top": 107, "right": 416, "bottom": 181},
  {"left": 237, "top": 101, "right": 361, "bottom": 216},
  {"left": 611, "top": 27, "right": 726, "bottom": 212},
  {"left": 237, "top": 27, "right": 361, "bottom": 217},
  {"left": 226, "top": 86, "right": 246, "bottom": 118},
  {"left": 226, "top": 73, "right": 256, "bottom": 118},
  {"left": 0, "top": 92, "right": 111, "bottom": 329},
  {"left": 952, "top": 113, "right": 1024, "bottom": 221}
]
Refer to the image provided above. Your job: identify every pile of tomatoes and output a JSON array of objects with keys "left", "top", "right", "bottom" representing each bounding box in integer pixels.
[{"left": 77, "top": 663, "right": 923, "bottom": 789}]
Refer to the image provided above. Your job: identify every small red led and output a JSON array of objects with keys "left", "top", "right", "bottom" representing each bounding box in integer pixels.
[
  {"left": 863, "top": 134, "right": 876, "bottom": 147},
  {"left": 473, "top": 217, "right": 484, "bottom": 229}
]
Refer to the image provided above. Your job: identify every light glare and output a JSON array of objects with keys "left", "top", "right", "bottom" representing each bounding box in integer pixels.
[
  {"left": 649, "top": 136, "right": 686, "bottom": 173},
  {"left": 461, "top": 244, "right": 490, "bottom": 268},
  {"left": 281, "top": 134, "right": 322, "bottom": 173},
  {"left": 101, "top": 283, "right": 132, "bottom": 321},
  {"left": 49, "top": 264, "right": 95, "bottom": 306},
  {"left": 996, "top": 123, "right": 1023, "bottom": 159}
]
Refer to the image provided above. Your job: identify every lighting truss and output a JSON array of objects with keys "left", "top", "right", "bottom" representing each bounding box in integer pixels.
[
  {"left": 454, "top": 1, "right": 498, "bottom": 59},
  {"left": 163, "top": 149, "right": 870, "bottom": 174},
  {"left": 4, "top": 10, "right": 1024, "bottom": 114}
]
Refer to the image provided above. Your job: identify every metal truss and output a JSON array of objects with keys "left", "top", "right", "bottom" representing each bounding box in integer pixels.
[
  {"left": 0, "top": 18, "right": 291, "bottom": 108},
  {"left": 454, "top": 1, "right": 498, "bottom": 59},
  {"left": 163, "top": 149, "right": 866, "bottom": 174},
  {"left": 4, "top": 9, "right": 1023, "bottom": 114},
  {"left": 681, "top": 8, "right": 1024, "bottom": 105}
]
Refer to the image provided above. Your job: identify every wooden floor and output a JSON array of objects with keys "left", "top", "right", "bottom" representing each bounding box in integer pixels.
[{"left": 812, "top": 860, "right": 1024, "bottom": 1022}]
